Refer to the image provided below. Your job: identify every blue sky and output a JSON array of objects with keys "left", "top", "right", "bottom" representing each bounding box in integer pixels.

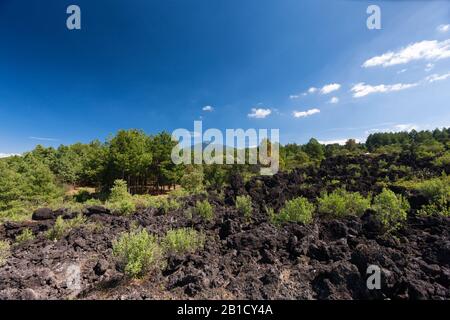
[{"left": 1, "top": 0, "right": 450, "bottom": 155}]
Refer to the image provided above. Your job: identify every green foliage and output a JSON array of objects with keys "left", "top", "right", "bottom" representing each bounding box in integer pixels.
[
  {"left": 0, "top": 240, "right": 10, "bottom": 266},
  {"left": 235, "top": 195, "right": 253, "bottom": 220},
  {"left": 433, "top": 151, "right": 450, "bottom": 167},
  {"left": 318, "top": 189, "right": 371, "bottom": 218},
  {"left": 273, "top": 197, "right": 315, "bottom": 224},
  {"left": 45, "top": 215, "right": 87, "bottom": 241},
  {"left": 15, "top": 228, "right": 35, "bottom": 244},
  {"left": 160, "top": 198, "right": 181, "bottom": 214},
  {"left": 106, "top": 180, "right": 136, "bottom": 215},
  {"left": 107, "top": 199, "right": 136, "bottom": 216},
  {"left": 304, "top": 138, "right": 325, "bottom": 161},
  {"left": 161, "top": 228, "right": 205, "bottom": 254},
  {"left": 372, "top": 189, "right": 410, "bottom": 232},
  {"left": 180, "top": 166, "right": 205, "bottom": 194},
  {"left": 416, "top": 176, "right": 450, "bottom": 217},
  {"left": 112, "top": 228, "right": 162, "bottom": 278},
  {"left": 194, "top": 200, "right": 214, "bottom": 221},
  {"left": 0, "top": 155, "right": 63, "bottom": 222}
]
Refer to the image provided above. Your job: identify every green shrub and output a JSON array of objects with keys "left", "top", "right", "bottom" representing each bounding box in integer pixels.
[
  {"left": 395, "top": 176, "right": 449, "bottom": 217},
  {"left": 416, "top": 176, "right": 450, "bottom": 217},
  {"left": 194, "top": 200, "right": 214, "bottom": 221},
  {"left": 162, "top": 228, "right": 205, "bottom": 254},
  {"left": 112, "top": 228, "right": 162, "bottom": 278},
  {"left": 433, "top": 151, "right": 450, "bottom": 167},
  {"left": 180, "top": 166, "right": 205, "bottom": 194},
  {"left": 318, "top": 189, "right": 371, "bottom": 218},
  {"left": 15, "top": 228, "right": 35, "bottom": 244},
  {"left": 106, "top": 180, "right": 136, "bottom": 215},
  {"left": 109, "top": 179, "right": 132, "bottom": 202},
  {"left": 161, "top": 198, "right": 181, "bottom": 214},
  {"left": 372, "top": 189, "right": 410, "bottom": 232},
  {"left": 0, "top": 240, "right": 10, "bottom": 266},
  {"left": 236, "top": 195, "right": 253, "bottom": 220},
  {"left": 45, "top": 215, "right": 87, "bottom": 240},
  {"left": 273, "top": 197, "right": 315, "bottom": 224},
  {"left": 106, "top": 199, "right": 136, "bottom": 216}
]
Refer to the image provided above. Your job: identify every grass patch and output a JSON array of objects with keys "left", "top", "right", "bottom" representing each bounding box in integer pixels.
[
  {"left": 236, "top": 195, "right": 253, "bottom": 220},
  {"left": 0, "top": 240, "right": 10, "bottom": 266},
  {"left": 15, "top": 228, "right": 35, "bottom": 244}
]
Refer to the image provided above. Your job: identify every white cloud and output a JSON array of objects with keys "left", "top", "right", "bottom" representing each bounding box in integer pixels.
[
  {"left": 425, "top": 72, "right": 450, "bottom": 83},
  {"left": 425, "top": 63, "right": 434, "bottom": 72},
  {"left": 308, "top": 87, "right": 317, "bottom": 94},
  {"left": 289, "top": 94, "right": 301, "bottom": 99},
  {"left": 319, "top": 139, "right": 360, "bottom": 145},
  {"left": 248, "top": 108, "right": 271, "bottom": 119},
  {"left": 362, "top": 39, "right": 450, "bottom": 68},
  {"left": 0, "top": 153, "right": 20, "bottom": 158},
  {"left": 437, "top": 24, "right": 450, "bottom": 33},
  {"left": 397, "top": 68, "right": 407, "bottom": 74},
  {"left": 202, "top": 105, "right": 214, "bottom": 112},
  {"left": 29, "top": 136, "right": 59, "bottom": 141},
  {"left": 292, "top": 108, "right": 320, "bottom": 118},
  {"left": 393, "top": 124, "right": 418, "bottom": 132},
  {"left": 351, "top": 82, "right": 418, "bottom": 98},
  {"left": 329, "top": 97, "right": 339, "bottom": 104},
  {"left": 320, "top": 83, "right": 341, "bottom": 95}
]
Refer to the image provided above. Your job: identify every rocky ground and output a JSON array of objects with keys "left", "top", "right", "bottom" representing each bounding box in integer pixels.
[{"left": 1, "top": 165, "right": 449, "bottom": 300}]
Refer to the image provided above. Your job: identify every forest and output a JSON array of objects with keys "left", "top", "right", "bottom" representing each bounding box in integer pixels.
[{"left": 0, "top": 127, "right": 449, "bottom": 222}]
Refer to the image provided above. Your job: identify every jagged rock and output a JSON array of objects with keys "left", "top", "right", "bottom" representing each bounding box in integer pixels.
[{"left": 32, "top": 208, "right": 55, "bottom": 221}]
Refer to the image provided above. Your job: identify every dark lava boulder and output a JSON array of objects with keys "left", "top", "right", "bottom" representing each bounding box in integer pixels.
[
  {"left": 83, "top": 205, "right": 111, "bottom": 217},
  {"left": 32, "top": 208, "right": 56, "bottom": 221}
]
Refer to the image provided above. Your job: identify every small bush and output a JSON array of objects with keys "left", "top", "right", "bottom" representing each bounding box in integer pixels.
[
  {"left": 161, "top": 198, "right": 181, "bottom": 214},
  {"left": 112, "top": 228, "right": 162, "bottom": 278},
  {"left": 162, "top": 228, "right": 205, "bottom": 254},
  {"left": 0, "top": 240, "right": 10, "bottom": 266},
  {"left": 194, "top": 200, "right": 214, "bottom": 221},
  {"left": 45, "top": 215, "right": 86, "bottom": 240},
  {"left": 318, "top": 189, "right": 371, "bottom": 218},
  {"left": 109, "top": 179, "right": 132, "bottom": 202},
  {"left": 274, "top": 197, "right": 315, "bottom": 224},
  {"left": 15, "top": 228, "right": 35, "bottom": 244},
  {"left": 236, "top": 195, "right": 253, "bottom": 220},
  {"left": 106, "top": 180, "right": 136, "bottom": 215},
  {"left": 180, "top": 166, "right": 205, "bottom": 194},
  {"left": 107, "top": 199, "right": 136, "bottom": 216},
  {"left": 372, "top": 189, "right": 410, "bottom": 232},
  {"left": 395, "top": 176, "right": 449, "bottom": 217}
]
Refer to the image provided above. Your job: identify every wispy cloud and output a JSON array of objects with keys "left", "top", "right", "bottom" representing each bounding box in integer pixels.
[
  {"left": 0, "top": 153, "right": 21, "bottom": 158},
  {"left": 437, "top": 24, "right": 450, "bottom": 33},
  {"left": 202, "top": 105, "right": 214, "bottom": 112},
  {"left": 29, "top": 136, "right": 59, "bottom": 142},
  {"left": 248, "top": 108, "right": 271, "bottom": 119},
  {"left": 308, "top": 87, "right": 317, "bottom": 94},
  {"left": 329, "top": 97, "right": 339, "bottom": 104},
  {"left": 292, "top": 108, "right": 320, "bottom": 118},
  {"left": 320, "top": 83, "right": 341, "bottom": 95},
  {"left": 362, "top": 39, "right": 450, "bottom": 68},
  {"left": 319, "top": 139, "right": 359, "bottom": 145},
  {"left": 425, "top": 63, "right": 434, "bottom": 72},
  {"left": 393, "top": 124, "right": 418, "bottom": 132},
  {"left": 425, "top": 72, "right": 450, "bottom": 83},
  {"left": 351, "top": 82, "right": 418, "bottom": 98}
]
